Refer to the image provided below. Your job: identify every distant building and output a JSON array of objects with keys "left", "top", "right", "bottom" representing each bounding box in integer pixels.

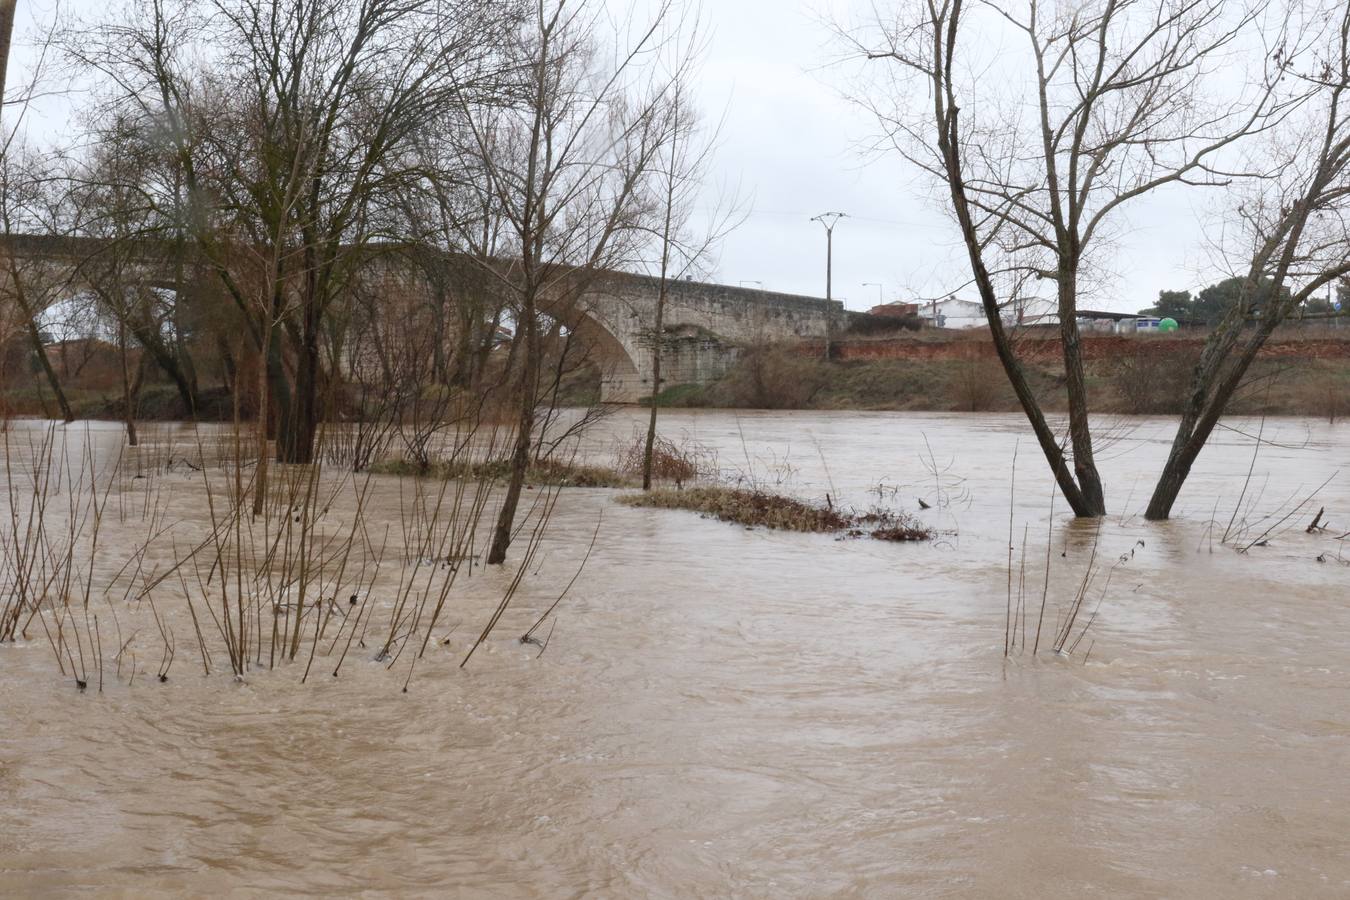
[
  {"left": 919, "top": 296, "right": 988, "bottom": 329},
  {"left": 869, "top": 301, "right": 920, "bottom": 319},
  {"left": 1075, "top": 310, "right": 1129, "bottom": 333},
  {"left": 904, "top": 295, "right": 1068, "bottom": 329},
  {"left": 908, "top": 303, "right": 1183, "bottom": 334}
]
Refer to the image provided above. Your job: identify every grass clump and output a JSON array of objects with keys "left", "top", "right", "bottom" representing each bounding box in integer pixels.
[{"left": 619, "top": 486, "right": 933, "bottom": 543}]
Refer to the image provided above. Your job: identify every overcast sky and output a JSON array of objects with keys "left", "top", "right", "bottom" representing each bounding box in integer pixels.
[
  {"left": 689, "top": 1, "right": 1227, "bottom": 311},
  {"left": 7, "top": 0, "right": 1229, "bottom": 312}
]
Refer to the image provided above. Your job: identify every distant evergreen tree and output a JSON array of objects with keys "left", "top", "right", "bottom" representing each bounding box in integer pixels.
[
  {"left": 1141, "top": 278, "right": 1291, "bottom": 324},
  {"left": 1141, "top": 289, "right": 1193, "bottom": 319}
]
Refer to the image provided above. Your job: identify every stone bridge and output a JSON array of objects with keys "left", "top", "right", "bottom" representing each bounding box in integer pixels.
[
  {"left": 551, "top": 273, "right": 842, "bottom": 401},
  {"left": 1, "top": 233, "right": 844, "bottom": 402}
]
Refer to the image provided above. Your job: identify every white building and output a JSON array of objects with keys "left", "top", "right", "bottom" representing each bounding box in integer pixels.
[{"left": 917, "top": 296, "right": 989, "bottom": 329}]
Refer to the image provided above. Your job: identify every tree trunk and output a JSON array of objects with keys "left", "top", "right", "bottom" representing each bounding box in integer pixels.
[
  {"left": 936, "top": 107, "right": 1095, "bottom": 516},
  {"left": 280, "top": 253, "right": 322, "bottom": 465},
  {"left": 486, "top": 298, "right": 539, "bottom": 565},
  {"left": 1056, "top": 265, "right": 1105, "bottom": 515},
  {"left": 217, "top": 333, "right": 238, "bottom": 397},
  {"left": 640, "top": 322, "right": 663, "bottom": 490},
  {"left": 24, "top": 319, "right": 73, "bottom": 422},
  {"left": 118, "top": 320, "right": 138, "bottom": 446},
  {"left": 264, "top": 323, "right": 292, "bottom": 445},
  {"left": 449, "top": 292, "right": 476, "bottom": 389},
  {"left": 281, "top": 326, "right": 319, "bottom": 464},
  {"left": 473, "top": 308, "right": 503, "bottom": 392},
  {"left": 1144, "top": 308, "right": 1281, "bottom": 519},
  {"left": 130, "top": 319, "right": 197, "bottom": 414},
  {"left": 252, "top": 335, "right": 270, "bottom": 518},
  {"left": 642, "top": 211, "right": 673, "bottom": 490},
  {"left": 170, "top": 179, "right": 198, "bottom": 415},
  {"left": 0, "top": 0, "right": 15, "bottom": 111},
  {"left": 5, "top": 254, "right": 74, "bottom": 423}
]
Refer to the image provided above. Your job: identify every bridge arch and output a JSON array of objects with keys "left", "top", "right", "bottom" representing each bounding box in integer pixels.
[{"left": 553, "top": 275, "right": 844, "bottom": 402}]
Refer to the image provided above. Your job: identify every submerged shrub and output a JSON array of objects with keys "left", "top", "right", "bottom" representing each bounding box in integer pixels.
[
  {"left": 618, "top": 486, "right": 933, "bottom": 542},
  {"left": 372, "top": 456, "right": 635, "bottom": 488},
  {"left": 614, "top": 432, "right": 717, "bottom": 485},
  {"left": 620, "top": 486, "right": 850, "bottom": 532}
]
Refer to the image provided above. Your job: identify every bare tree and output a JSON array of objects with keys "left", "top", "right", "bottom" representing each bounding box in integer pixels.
[
  {"left": 1, "top": 4, "right": 82, "bottom": 422},
  {"left": 66, "top": 0, "right": 514, "bottom": 479},
  {"left": 397, "top": 120, "right": 517, "bottom": 394},
  {"left": 68, "top": 134, "right": 175, "bottom": 445},
  {"left": 0, "top": 146, "right": 76, "bottom": 421},
  {"left": 463, "top": 0, "right": 681, "bottom": 564},
  {"left": 69, "top": 112, "right": 204, "bottom": 415},
  {"left": 844, "top": 0, "right": 1290, "bottom": 516},
  {"left": 1147, "top": 5, "right": 1350, "bottom": 518},
  {"left": 639, "top": 47, "right": 739, "bottom": 490}
]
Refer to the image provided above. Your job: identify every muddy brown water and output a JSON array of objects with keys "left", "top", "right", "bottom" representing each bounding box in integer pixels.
[{"left": 1, "top": 412, "right": 1348, "bottom": 898}]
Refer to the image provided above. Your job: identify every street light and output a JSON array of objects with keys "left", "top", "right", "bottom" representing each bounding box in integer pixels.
[
  {"left": 863, "top": 282, "right": 883, "bottom": 305},
  {"left": 738, "top": 280, "right": 763, "bottom": 288},
  {"left": 810, "top": 212, "right": 847, "bottom": 304},
  {"left": 811, "top": 212, "right": 846, "bottom": 359}
]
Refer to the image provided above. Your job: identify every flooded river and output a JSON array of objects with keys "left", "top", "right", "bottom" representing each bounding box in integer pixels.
[{"left": 2, "top": 411, "right": 1348, "bottom": 897}]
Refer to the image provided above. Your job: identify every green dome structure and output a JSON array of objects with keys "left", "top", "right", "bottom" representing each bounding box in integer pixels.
[{"left": 1158, "top": 317, "right": 1179, "bottom": 333}]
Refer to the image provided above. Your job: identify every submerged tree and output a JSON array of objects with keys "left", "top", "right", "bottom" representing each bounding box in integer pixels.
[
  {"left": 638, "top": 54, "right": 739, "bottom": 490},
  {"left": 844, "top": 0, "right": 1291, "bottom": 517},
  {"left": 463, "top": 0, "right": 684, "bottom": 564},
  {"left": 1146, "top": 3, "right": 1350, "bottom": 519}
]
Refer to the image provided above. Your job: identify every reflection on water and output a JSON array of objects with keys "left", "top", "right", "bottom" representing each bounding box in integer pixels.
[{"left": 2, "top": 411, "right": 1348, "bottom": 897}]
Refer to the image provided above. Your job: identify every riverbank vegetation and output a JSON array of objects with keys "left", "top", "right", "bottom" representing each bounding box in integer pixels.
[
  {"left": 10, "top": 331, "right": 1350, "bottom": 423},
  {"left": 372, "top": 456, "right": 636, "bottom": 489},
  {"left": 370, "top": 430, "right": 717, "bottom": 490},
  {"left": 0, "top": 419, "right": 583, "bottom": 689},
  {"left": 648, "top": 343, "right": 1350, "bottom": 419}
]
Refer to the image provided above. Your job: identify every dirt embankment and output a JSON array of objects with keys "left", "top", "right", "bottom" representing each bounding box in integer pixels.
[
  {"left": 800, "top": 329, "right": 1350, "bottom": 363},
  {"left": 657, "top": 327, "right": 1350, "bottom": 417}
]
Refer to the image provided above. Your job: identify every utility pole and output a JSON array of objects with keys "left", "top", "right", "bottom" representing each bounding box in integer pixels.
[{"left": 811, "top": 212, "right": 846, "bottom": 359}]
